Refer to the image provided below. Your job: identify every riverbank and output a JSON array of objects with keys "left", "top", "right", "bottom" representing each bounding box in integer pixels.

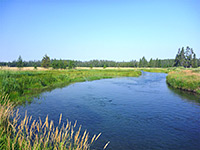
[
  {"left": 166, "top": 70, "right": 200, "bottom": 94},
  {"left": 140, "top": 68, "right": 170, "bottom": 73},
  {"left": 0, "top": 69, "right": 141, "bottom": 104}
]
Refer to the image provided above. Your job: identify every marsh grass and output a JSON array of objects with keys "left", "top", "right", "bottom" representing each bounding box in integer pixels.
[
  {"left": 166, "top": 70, "right": 200, "bottom": 94},
  {"left": 0, "top": 69, "right": 141, "bottom": 103},
  {"left": 0, "top": 94, "right": 104, "bottom": 150}
]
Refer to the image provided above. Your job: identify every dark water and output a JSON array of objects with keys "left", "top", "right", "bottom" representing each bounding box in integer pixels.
[{"left": 18, "top": 72, "right": 200, "bottom": 150}]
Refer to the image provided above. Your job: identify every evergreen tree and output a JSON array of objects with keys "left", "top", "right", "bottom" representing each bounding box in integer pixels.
[
  {"left": 198, "top": 58, "right": 200, "bottom": 67},
  {"left": 155, "top": 58, "right": 159, "bottom": 67},
  {"left": 180, "top": 47, "right": 185, "bottom": 66},
  {"left": 192, "top": 53, "right": 198, "bottom": 68},
  {"left": 60, "top": 60, "right": 66, "bottom": 69},
  {"left": 52, "top": 59, "right": 59, "bottom": 69},
  {"left": 158, "top": 59, "right": 161, "bottom": 68},
  {"left": 174, "top": 48, "right": 181, "bottom": 67},
  {"left": 139, "top": 56, "right": 148, "bottom": 67},
  {"left": 41, "top": 54, "right": 51, "bottom": 68},
  {"left": 148, "top": 58, "right": 153, "bottom": 67},
  {"left": 139, "top": 58, "right": 142, "bottom": 68},
  {"left": 185, "top": 46, "right": 193, "bottom": 68},
  {"left": 68, "top": 60, "right": 75, "bottom": 69},
  {"left": 174, "top": 46, "right": 197, "bottom": 68},
  {"left": 63, "top": 60, "right": 68, "bottom": 69},
  {"left": 17, "top": 55, "right": 23, "bottom": 68}
]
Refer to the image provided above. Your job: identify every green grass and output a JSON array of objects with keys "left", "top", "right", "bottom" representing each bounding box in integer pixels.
[
  {"left": 140, "top": 68, "right": 170, "bottom": 73},
  {"left": 166, "top": 69, "right": 200, "bottom": 94},
  {"left": 139, "top": 67, "right": 193, "bottom": 73},
  {"left": 0, "top": 69, "right": 141, "bottom": 104}
]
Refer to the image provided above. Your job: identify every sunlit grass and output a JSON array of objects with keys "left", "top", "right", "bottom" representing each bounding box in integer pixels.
[
  {"left": 166, "top": 69, "right": 200, "bottom": 94},
  {"left": 0, "top": 93, "right": 106, "bottom": 150},
  {"left": 0, "top": 69, "right": 141, "bottom": 103},
  {"left": 139, "top": 68, "right": 170, "bottom": 73}
]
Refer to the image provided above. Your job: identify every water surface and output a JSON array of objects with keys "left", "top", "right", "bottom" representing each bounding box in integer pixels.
[{"left": 18, "top": 72, "right": 200, "bottom": 150}]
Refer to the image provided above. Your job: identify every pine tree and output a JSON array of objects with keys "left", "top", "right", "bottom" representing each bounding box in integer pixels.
[
  {"left": 139, "top": 56, "right": 148, "bottom": 67},
  {"left": 192, "top": 53, "right": 198, "bottom": 68},
  {"left": 41, "top": 54, "right": 51, "bottom": 68},
  {"left": 174, "top": 48, "right": 181, "bottom": 67},
  {"left": 149, "top": 58, "right": 154, "bottom": 67},
  {"left": 174, "top": 46, "right": 197, "bottom": 68},
  {"left": 17, "top": 55, "right": 23, "bottom": 68},
  {"left": 185, "top": 46, "right": 193, "bottom": 68},
  {"left": 180, "top": 47, "right": 185, "bottom": 67},
  {"left": 68, "top": 60, "right": 75, "bottom": 69}
]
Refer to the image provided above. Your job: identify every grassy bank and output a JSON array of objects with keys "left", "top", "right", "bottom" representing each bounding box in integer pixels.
[
  {"left": 140, "top": 68, "right": 170, "bottom": 73},
  {"left": 140, "top": 67, "right": 190, "bottom": 73},
  {"left": 0, "top": 69, "right": 141, "bottom": 103},
  {"left": 166, "top": 70, "right": 200, "bottom": 94}
]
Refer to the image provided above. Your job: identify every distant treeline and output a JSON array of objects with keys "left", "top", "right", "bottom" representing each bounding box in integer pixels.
[
  {"left": 1, "top": 47, "right": 199, "bottom": 68},
  {"left": 0, "top": 58, "right": 176, "bottom": 68},
  {"left": 1, "top": 58, "right": 200, "bottom": 68}
]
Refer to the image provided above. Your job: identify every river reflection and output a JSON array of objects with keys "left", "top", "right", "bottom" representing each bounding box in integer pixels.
[{"left": 167, "top": 85, "right": 200, "bottom": 105}]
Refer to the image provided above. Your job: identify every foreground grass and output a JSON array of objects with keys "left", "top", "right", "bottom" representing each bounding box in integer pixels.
[
  {"left": 0, "top": 69, "right": 141, "bottom": 103},
  {"left": 166, "top": 69, "right": 200, "bottom": 94},
  {"left": 0, "top": 94, "right": 106, "bottom": 150}
]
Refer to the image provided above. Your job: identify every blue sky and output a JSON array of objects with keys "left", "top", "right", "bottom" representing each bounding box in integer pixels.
[{"left": 0, "top": 0, "right": 200, "bottom": 62}]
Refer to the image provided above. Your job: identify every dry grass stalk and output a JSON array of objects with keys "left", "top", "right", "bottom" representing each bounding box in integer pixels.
[{"left": 0, "top": 93, "right": 106, "bottom": 150}]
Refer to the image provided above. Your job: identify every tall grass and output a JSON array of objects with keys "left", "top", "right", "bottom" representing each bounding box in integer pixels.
[
  {"left": 0, "top": 94, "right": 105, "bottom": 150},
  {"left": 166, "top": 70, "right": 200, "bottom": 94}
]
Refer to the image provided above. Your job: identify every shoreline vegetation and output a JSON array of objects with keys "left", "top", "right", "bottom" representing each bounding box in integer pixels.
[
  {"left": 166, "top": 70, "right": 200, "bottom": 94},
  {"left": 0, "top": 68, "right": 141, "bottom": 104}
]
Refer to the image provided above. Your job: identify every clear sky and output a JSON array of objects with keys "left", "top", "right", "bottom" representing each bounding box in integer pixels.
[{"left": 0, "top": 0, "right": 200, "bottom": 62}]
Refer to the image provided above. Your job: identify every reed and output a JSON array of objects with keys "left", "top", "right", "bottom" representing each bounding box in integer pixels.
[{"left": 0, "top": 94, "right": 106, "bottom": 150}]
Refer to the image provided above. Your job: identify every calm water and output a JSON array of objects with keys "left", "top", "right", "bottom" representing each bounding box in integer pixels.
[{"left": 18, "top": 72, "right": 200, "bottom": 150}]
